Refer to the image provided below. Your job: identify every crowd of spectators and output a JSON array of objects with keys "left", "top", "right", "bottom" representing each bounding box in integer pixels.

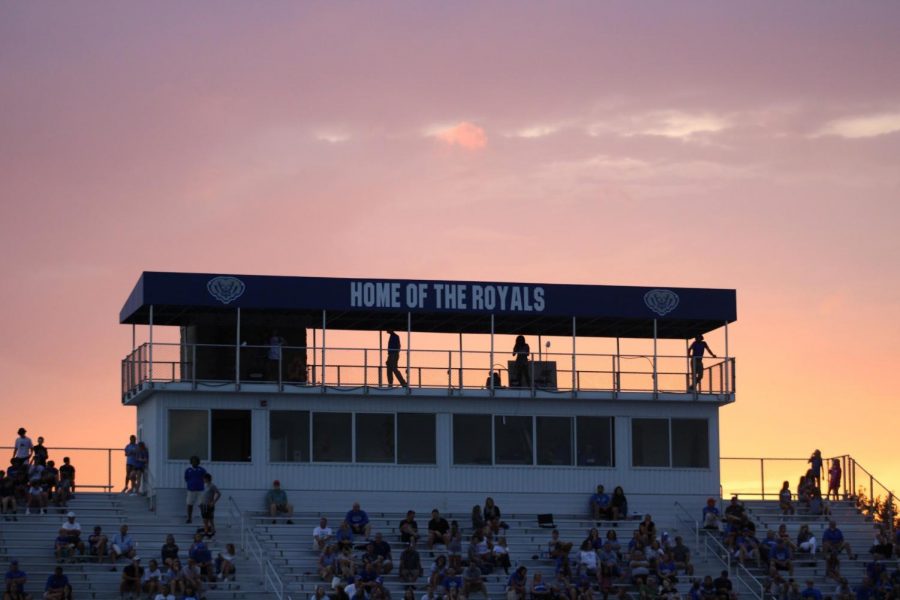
[{"left": 3, "top": 428, "right": 79, "bottom": 520}]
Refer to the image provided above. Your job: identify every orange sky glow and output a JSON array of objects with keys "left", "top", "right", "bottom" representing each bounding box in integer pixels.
[{"left": 1, "top": 2, "right": 898, "bottom": 495}]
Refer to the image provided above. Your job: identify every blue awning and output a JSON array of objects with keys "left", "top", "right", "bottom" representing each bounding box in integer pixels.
[{"left": 120, "top": 271, "right": 736, "bottom": 339}]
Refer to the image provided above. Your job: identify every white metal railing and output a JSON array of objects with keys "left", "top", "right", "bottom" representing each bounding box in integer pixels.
[
  {"left": 672, "top": 500, "right": 700, "bottom": 550},
  {"left": 702, "top": 527, "right": 765, "bottom": 600},
  {"left": 227, "top": 496, "right": 291, "bottom": 600},
  {"left": 122, "top": 342, "right": 735, "bottom": 399}
]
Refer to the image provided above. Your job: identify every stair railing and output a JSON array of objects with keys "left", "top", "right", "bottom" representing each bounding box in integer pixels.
[{"left": 227, "top": 496, "right": 290, "bottom": 600}]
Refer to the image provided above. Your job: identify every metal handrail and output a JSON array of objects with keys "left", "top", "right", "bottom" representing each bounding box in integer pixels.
[
  {"left": 122, "top": 341, "right": 736, "bottom": 398},
  {"left": 672, "top": 500, "right": 700, "bottom": 550},
  {"left": 226, "top": 496, "right": 290, "bottom": 600}
]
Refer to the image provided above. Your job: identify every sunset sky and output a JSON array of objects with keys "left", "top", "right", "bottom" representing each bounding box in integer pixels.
[{"left": 1, "top": 2, "right": 899, "bottom": 494}]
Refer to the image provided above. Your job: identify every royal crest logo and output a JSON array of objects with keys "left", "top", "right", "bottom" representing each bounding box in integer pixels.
[
  {"left": 207, "top": 276, "right": 246, "bottom": 305},
  {"left": 643, "top": 289, "right": 679, "bottom": 316}
]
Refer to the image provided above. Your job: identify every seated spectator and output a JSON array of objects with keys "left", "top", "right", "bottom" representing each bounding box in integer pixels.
[
  {"left": 398, "top": 540, "right": 423, "bottom": 583},
  {"left": 808, "top": 488, "right": 829, "bottom": 516},
  {"left": 589, "top": 485, "right": 613, "bottom": 521},
  {"left": 54, "top": 512, "right": 85, "bottom": 561},
  {"left": 313, "top": 516, "right": 334, "bottom": 551},
  {"left": 39, "top": 460, "right": 58, "bottom": 498},
  {"left": 822, "top": 520, "right": 856, "bottom": 559},
  {"left": 51, "top": 477, "right": 71, "bottom": 509},
  {"left": 399, "top": 510, "right": 419, "bottom": 544},
  {"left": 494, "top": 536, "right": 512, "bottom": 574},
  {"left": 800, "top": 580, "right": 823, "bottom": 600},
  {"left": 699, "top": 575, "right": 716, "bottom": 600},
  {"left": 769, "top": 539, "right": 794, "bottom": 577},
  {"left": 142, "top": 559, "right": 164, "bottom": 597},
  {"left": 372, "top": 532, "right": 394, "bottom": 574},
  {"left": 796, "top": 524, "right": 817, "bottom": 556},
  {"left": 639, "top": 514, "right": 657, "bottom": 541},
  {"left": 216, "top": 543, "right": 237, "bottom": 582},
  {"left": 869, "top": 531, "right": 893, "bottom": 559},
  {"left": 483, "top": 496, "right": 506, "bottom": 533},
  {"left": 120, "top": 556, "right": 144, "bottom": 599},
  {"left": 110, "top": 524, "right": 137, "bottom": 570},
  {"left": 759, "top": 530, "right": 778, "bottom": 566},
  {"left": 777, "top": 524, "right": 797, "bottom": 552},
  {"left": 346, "top": 502, "right": 372, "bottom": 539},
  {"left": 58, "top": 458, "right": 75, "bottom": 496},
  {"left": 584, "top": 527, "right": 602, "bottom": 550},
  {"left": 166, "top": 559, "right": 185, "bottom": 597},
  {"left": 530, "top": 572, "right": 552, "bottom": 600},
  {"left": 427, "top": 509, "right": 450, "bottom": 550},
  {"left": 463, "top": 560, "right": 488, "bottom": 599},
  {"left": 723, "top": 497, "right": 747, "bottom": 532},
  {"left": 833, "top": 578, "right": 852, "bottom": 600},
  {"left": 180, "top": 558, "right": 204, "bottom": 594},
  {"left": 428, "top": 555, "right": 448, "bottom": 589},
  {"left": 713, "top": 570, "right": 737, "bottom": 600},
  {"left": 671, "top": 536, "right": 694, "bottom": 576},
  {"left": 779, "top": 481, "right": 795, "bottom": 515},
  {"left": 469, "top": 505, "right": 486, "bottom": 534},
  {"left": 318, "top": 545, "right": 337, "bottom": 581},
  {"left": 628, "top": 549, "right": 650, "bottom": 584},
  {"left": 506, "top": 565, "right": 528, "bottom": 600},
  {"left": 154, "top": 583, "right": 176, "bottom": 600},
  {"left": 0, "top": 470, "right": 18, "bottom": 520},
  {"left": 701, "top": 498, "right": 720, "bottom": 530},
  {"left": 610, "top": 486, "right": 628, "bottom": 520},
  {"left": 4, "top": 559, "right": 29, "bottom": 600},
  {"left": 442, "top": 568, "right": 463, "bottom": 599},
  {"left": 311, "top": 585, "right": 328, "bottom": 600},
  {"left": 335, "top": 521, "right": 354, "bottom": 553},
  {"left": 160, "top": 533, "right": 179, "bottom": 568},
  {"left": 578, "top": 540, "right": 598, "bottom": 576},
  {"left": 604, "top": 530, "right": 622, "bottom": 558},
  {"left": 370, "top": 577, "right": 391, "bottom": 600},
  {"left": 659, "top": 576, "right": 679, "bottom": 600},
  {"left": 447, "top": 520, "right": 463, "bottom": 570},
  {"left": 88, "top": 526, "right": 109, "bottom": 565},
  {"left": 656, "top": 551, "right": 678, "bottom": 583},
  {"left": 264, "top": 480, "right": 294, "bottom": 524},
  {"left": 25, "top": 477, "right": 46, "bottom": 515},
  {"left": 43, "top": 565, "right": 71, "bottom": 600},
  {"left": 730, "top": 529, "right": 760, "bottom": 568},
  {"left": 188, "top": 532, "right": 215, "bottom": 584},
  {"left": 548, "top": 529, "right": 573, "bottom": 560},
  {"left": 598, "top": 541, "right": 620, "bottom": 580}
]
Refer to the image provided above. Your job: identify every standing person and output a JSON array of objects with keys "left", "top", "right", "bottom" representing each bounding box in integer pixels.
[
  {"left": 267, "top": 330, "right": 286, "bottom": 381},
  {"left": 184, "top": 456, "right": 207, "bottom": 524},
  {"left": 123, "top": 435, "right": 139, "bottom": 493},
  {"left": 688, "top": 335, "right": 716, "bottom": 391},
  {"left": 512, "top": 336, "right": 530, "bottom": 388},
  {"left": 809, "top": 450, "right": 823, "bottom": 490},
  {"left": 199, "top": 473, "right": 220, "bottom": 538},
  {"left": 31, "top": 437, "right": 48, "bottom": 468},
  {"left": 385, "top": 330, "right": 407, "bottom": 388},
  {"left": 828, "top": 458, "right": 842, "bottom": 500},
  {"left": 12, "top": 427, "right": 33, "bottom": 468},
  {"left": 131, "top": 442, "right": 148, "bottom": 496}
]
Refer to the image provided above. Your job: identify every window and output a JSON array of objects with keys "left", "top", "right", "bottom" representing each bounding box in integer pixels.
[
  {"left": 356, "top": 413, "right": 395, "bottom": 463},
  {"left": 576, "top": 417, "right": 614, "bottom": 467},
  {"left": 632, "top": 418, "right": 670, "bottom": 467},
  {"left": 211, "top": 410, "right": 252, "bottom": 462},
  {"left": 453, "top": 414, "right": 491, "bottom": 465},
  {"left": 672, "top": 419, "right": 709, "bottom": 468},
  {"left": 397, "top": 413, "right": 436, "bottom": 464},
  {"left": 537, "top": 417, "right": 572, "bottom": 465},
  {"left": 494, "top": 416, "right": 533, "bottom": 465},
  {"left": 270, "top": 411, "right": 310, "bottom": 462},
  {"left": 168, "top": 410, "right": 208, "bottom": 460},
  {"left": 313, "top": 412, "right": 352, "bottom": 462}
]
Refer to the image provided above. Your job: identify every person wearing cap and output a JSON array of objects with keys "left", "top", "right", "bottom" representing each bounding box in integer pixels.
[
  {"left": 688, "top": 335, "right": 716, "bottom": 391},
  {"left": 88, "top": 525, "right": 109, "bottom": 565},
  {"left": 43, "top": 565, "right": 71, "bottom": 600},
  {"left": 11, "top": 428, "right": 33, "bottom": 469},
  {"left": 264, "top": 480, "right": 294, "bottom": 524},
  {"left": 120, "top": 556, "right": 144, "bottom": 599},
  {"left": 183, "top": 456, "right": 206, "bottom": 524},
  {"left": 54, "top": 512, "right": 85, "bottom": 561}
]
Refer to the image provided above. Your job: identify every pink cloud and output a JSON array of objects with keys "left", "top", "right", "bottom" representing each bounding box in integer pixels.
[{"left": 432, "top": 121, "right": 487, "bottom": 149}]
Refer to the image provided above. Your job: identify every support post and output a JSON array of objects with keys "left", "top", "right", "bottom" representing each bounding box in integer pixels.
[
  {"left": 235, "top": 308, "right": 241, "bottom": 389},
  {"left": 321, "top": 310, "right": 327, "bottom": 391},
  {"left": 489, "top": 315, "right": 495, "bottom": 395},
  {"left": 378, "top": 331, "right": 383, "bottom": 387},
  {"left": 148, "top": 305, "right": 154, "bottom": 384},
  {"left": 131, "top": 324, "right": 136, "bottom": 352},
  {"left": 615, "top": 337, "right": 621, "bottom": 394},
  {"left": 312, "top": 328, "right": 317, "bottom": 385},
  {"left": 571, "top": 317, "right": 577, "bottom": 397},
  {"left": 724, "top": 321, "right": 730, "bottom": 394},
  {"left": 760, "top": 458, "right": 765, "bottom": 500},
  {"left": 652, "top": 319, "right": 658, "bottom": 395},
  {"left": 406, "top": 312, "right": 411, "bottom": 394},
  {"left": 458, "top": 332, "right": 464, "bottom": 391}
]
